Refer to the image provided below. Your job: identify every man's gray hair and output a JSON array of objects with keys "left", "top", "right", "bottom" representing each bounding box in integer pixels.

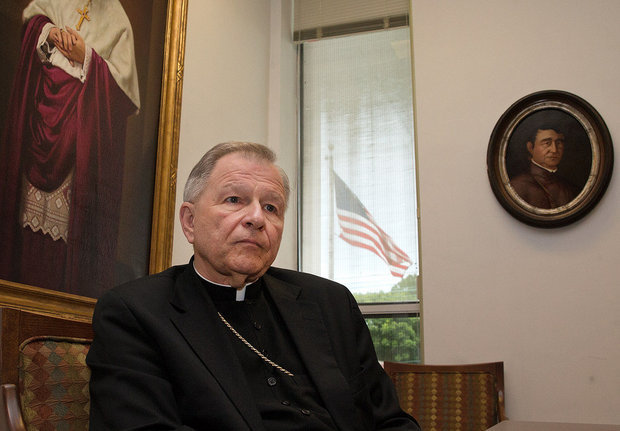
[{"left": 183, "top": 141, "right": 290, "bottom": 208}]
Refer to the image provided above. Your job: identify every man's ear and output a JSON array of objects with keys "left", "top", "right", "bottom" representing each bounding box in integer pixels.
[{"left": 179, "top": 202, "right": 195, "bottom": 244}]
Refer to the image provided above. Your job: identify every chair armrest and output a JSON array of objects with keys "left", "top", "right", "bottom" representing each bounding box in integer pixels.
[
  {"left": 0, "top": 384, "right": 26, "bottom": 431},
  {"left": 498, "top": 388, "right": 508, "bottom": 421}
]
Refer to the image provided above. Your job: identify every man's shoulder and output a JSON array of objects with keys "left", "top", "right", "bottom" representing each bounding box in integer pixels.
[
  {"left": 266, "top": 266, "right": 340, "bottom": 286},
  {"left": 510, "top": 170, "right": 536, "bottom": 185},
  {"left": 93, "top": 264, "right": 195, "bottom": 322},
  {"left": 510, "top": 170, "right": 539, "bottom": 196},
  {"left": 107, "top": 263, "right": 191, "bottom": 299},
  {"left": 265, "top": 267, "right": 352, "bottom": 299}
]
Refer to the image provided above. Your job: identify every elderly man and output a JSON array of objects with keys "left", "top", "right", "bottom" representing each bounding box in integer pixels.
[{"left": 87, "top": 142, "right": 419, "bottom": 430}]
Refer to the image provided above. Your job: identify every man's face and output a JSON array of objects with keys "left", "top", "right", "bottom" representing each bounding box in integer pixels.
[
  {"left": 180, "top": 153, "right": 286, "bottom": 287},
  {"left": 527, "top": 129, "right": 565, "bottom": 170}
]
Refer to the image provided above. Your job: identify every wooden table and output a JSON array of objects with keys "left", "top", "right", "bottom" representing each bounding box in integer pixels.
[{"left": 488, "top": 421, "right": 620, "bottom": 431}]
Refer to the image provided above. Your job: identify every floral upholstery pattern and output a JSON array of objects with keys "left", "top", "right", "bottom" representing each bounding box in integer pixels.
[{"left": 18, "top": 336, "right": 91, "bottom": 431}]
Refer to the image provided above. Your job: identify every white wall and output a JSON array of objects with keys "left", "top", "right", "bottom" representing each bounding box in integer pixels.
[
  {"left": 173, "top": 0, "right": 620, "bottom": 425},
  {"left": 412, "top": 0, "right": 620, "bottom": 424},
  {"left": 172, "top": 0, "right": 297, "bottom": 269}
]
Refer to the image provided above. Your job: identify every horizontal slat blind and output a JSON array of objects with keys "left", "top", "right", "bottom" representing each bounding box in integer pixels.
[{"left": 294, "top": 0, "right": 409, "bottom": 41}]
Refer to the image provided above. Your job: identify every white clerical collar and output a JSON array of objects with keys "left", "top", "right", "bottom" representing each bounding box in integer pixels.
[
  {"left": 531, "top": 159, "right": 558, "bottom": 173},
  {"left": 193, "top": 263, "right": 255, "bottom": 301}
]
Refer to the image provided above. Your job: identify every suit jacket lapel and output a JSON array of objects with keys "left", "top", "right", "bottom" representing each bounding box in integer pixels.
[
  {"left": 263, "top": 273, "right": 362, "bottom": 431},
  {"left": 168, "top": 267, "right": 266, "bottom": 431}
]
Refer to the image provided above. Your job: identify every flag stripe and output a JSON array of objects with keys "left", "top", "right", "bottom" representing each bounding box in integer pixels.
[
  {"left": 339, "top": 235, "right": 408, "bottom": 277},
  {"left": 338, "top": 210, "right": 412, "bottom": 265},
  {"left": 339, "top": 234, "right": 386, "bottom": 264},
  {"left": 340, "top": 226, "right": 391, "bottom": 265},
  {"left": 339, "top": 234, "right": 409, "bottom": 274},
  {"left": 333, "top": 172, "right": 412, "bottom": 278},
  {"left": 337, "top": 213, "right": 389, "bottom": 257},
  {"left": 338, "top": 216, "right": 410, "bottom": 268}
]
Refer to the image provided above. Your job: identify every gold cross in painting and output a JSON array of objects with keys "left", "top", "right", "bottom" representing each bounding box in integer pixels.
[{"left": 76, "top": 6, "right": 91, "bottom": 31}]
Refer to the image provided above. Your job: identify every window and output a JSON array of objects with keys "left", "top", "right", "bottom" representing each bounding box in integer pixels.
[{"left": 299, "top": 27, "right": 420, "bottom": 363}]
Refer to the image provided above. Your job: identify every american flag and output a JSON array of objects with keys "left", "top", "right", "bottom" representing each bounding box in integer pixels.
[{"left": 333, "top": 172, "right": 412, "bottom": 278}]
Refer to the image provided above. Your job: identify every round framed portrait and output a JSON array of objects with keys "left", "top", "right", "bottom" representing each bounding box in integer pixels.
[{"left": 487, "top": 90, "right": 613, "bottom": 228}]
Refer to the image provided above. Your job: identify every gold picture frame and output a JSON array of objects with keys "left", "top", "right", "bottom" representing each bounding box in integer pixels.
[{"left": 0, "top": 0, "right": 188, "bottom": 321}]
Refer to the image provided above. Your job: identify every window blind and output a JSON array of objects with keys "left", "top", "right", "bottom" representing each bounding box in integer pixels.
[{"left": 293, "top": 0, "right": 409, "bottom": 41}]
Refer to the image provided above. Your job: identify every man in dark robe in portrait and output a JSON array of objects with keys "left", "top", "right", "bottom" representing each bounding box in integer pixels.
[
  {"left": 0, "top": 0, "right": 140, "bottom": 297},
  {"left": 510, "top": 125, "right": 578, "bottom": 209}
]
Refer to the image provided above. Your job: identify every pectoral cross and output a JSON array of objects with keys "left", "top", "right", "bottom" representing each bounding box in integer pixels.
[{"left": 76, "top": 6, "right": 90, "bottom": 31}]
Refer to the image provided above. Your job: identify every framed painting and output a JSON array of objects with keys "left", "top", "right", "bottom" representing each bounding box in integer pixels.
[
  {"left": 0, "top": 0, "right": 188, "bottom": 320},
  {"left": 487, "top": 90, "right": 613, "bottom": 228}
]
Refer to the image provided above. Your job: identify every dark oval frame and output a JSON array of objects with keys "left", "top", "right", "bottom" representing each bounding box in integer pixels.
[{"left": 487, "top": 90, "right": 613, "bottom": 228}]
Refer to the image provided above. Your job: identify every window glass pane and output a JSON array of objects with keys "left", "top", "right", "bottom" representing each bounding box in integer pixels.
[
  {"left": 364, "top": 315, "right": 420, "bottom": 363},
  {"left": 301, "top": 27, "right": 418, "bottom": 304}
]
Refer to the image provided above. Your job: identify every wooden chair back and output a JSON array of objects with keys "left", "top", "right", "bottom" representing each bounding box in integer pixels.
[
  {"left": 0, "top": 308, "right": 93, "bottom": 431},
  {"left": 384, "top": 361, "right": 507, "bottom": 431}
]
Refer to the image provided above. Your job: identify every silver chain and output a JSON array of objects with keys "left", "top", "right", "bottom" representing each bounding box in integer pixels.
[{"left": 217, "top": 312, "right": 294, "bottom": 377}]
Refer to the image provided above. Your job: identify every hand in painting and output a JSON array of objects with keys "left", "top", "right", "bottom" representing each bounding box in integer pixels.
[{"left": 48, "top": 26, "right": 85, "bottom": 66}]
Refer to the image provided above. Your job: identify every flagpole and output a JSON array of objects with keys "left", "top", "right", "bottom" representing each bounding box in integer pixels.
[{"left": 328, "top": 144, "right": 334, "bottom": 280}]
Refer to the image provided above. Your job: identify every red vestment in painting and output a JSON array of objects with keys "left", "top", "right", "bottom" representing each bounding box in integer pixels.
[{"left": 0, "top": 15, "right": 136, "bottom": 297}]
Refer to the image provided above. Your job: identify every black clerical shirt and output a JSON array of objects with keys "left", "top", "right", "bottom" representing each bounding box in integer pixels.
[{"left": 199, "top": 274, "right": 338, "bottom": 430}]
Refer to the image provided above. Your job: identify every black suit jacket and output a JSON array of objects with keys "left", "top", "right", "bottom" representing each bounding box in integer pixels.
[{"left": 87, "top": 262, "right": 419, "bottom": 430}]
